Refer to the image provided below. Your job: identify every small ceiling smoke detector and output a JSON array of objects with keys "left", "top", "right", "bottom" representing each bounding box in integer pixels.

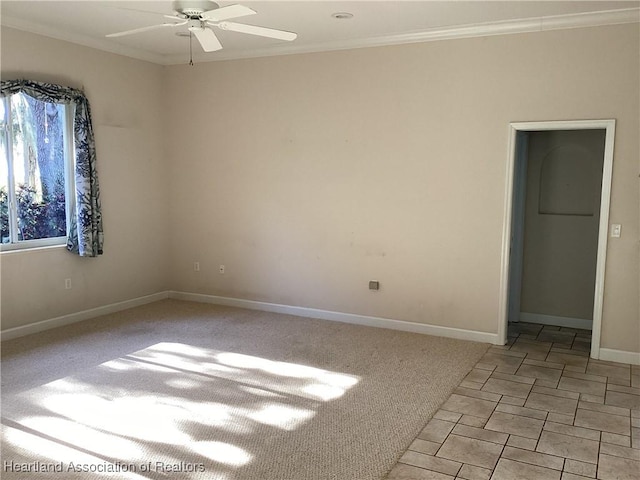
[{"left": 331, "top": 12, "right": 353, "bottom": 20}]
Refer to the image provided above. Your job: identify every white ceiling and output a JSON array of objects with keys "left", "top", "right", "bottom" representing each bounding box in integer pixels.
[{"left": 2, "top": 1, "right": 639, "bottom": 65}]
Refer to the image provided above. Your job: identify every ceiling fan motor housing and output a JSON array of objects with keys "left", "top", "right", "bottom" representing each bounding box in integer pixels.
[
  {"left": 173, "top": 1, "right": 219, "bottom": 17},
  {"left": 187, "top": 19, "right": 205, "bottom": 31}
]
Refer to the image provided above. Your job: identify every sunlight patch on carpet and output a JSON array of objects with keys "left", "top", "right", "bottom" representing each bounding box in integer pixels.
[{"left": 3, "top": 342, "right": 360, "bottom": 478}]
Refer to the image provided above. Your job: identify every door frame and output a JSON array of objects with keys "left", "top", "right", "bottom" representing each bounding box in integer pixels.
[{"left": 497, "top": 119, "right": 616, "bottom": 359}]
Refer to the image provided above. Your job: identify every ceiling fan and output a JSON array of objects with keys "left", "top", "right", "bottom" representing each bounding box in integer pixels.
[{"left": 106, "top": 1, "right": 297, "bottom": 52}]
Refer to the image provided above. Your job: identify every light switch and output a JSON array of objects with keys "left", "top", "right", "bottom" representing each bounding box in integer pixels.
[{"left": 611, "top": 224, "right": 621, "bottom": 238}]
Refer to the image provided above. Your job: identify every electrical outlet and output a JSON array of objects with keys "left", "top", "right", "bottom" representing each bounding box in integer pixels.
[
  {"left": 219, "top": 265, "right": 225, "bottom": 274},
  {"left": 65, "top": 278, "right": 72, "bottom": 289},
  {"left": 194, "top": 262, "right": 200, "bottom": 271}
]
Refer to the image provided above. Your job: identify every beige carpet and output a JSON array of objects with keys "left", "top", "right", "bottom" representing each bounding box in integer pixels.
[{"left": 1, "top": 300, "right": 488, "bottom": 480}]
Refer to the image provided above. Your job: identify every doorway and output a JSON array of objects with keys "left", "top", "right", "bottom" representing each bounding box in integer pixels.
[{"left": 498, "top": 120, "right": 616, "bottom": 359}]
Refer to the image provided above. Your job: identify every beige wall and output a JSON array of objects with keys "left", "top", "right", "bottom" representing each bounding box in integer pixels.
[
  {"left": 165, "top": 23, "right": 639, "bottom": 353},
  {"left": 0, "top": 28, "right": 170, "bottom": 329},
  {"left": 1, "top": 23, "right": 638, "bottom": 355}
]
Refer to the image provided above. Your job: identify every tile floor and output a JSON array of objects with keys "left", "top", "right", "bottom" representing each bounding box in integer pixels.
[{"left": 386, "top": 323, "right": 640, "bottom": 480}]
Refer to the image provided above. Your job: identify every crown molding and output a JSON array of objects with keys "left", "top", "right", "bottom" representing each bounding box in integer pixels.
[
  {"left": 164, "top": 7, "right": 640, "bottom": 64},
  {"left": 1, "top": 15, "right": 166, "bottom": 65},
  {"left": 2, "top": 8, "right": 638, "bottom": 66}
]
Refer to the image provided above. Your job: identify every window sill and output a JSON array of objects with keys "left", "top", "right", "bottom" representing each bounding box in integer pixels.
[{"left": 0, "top": 243, "right": 67, "bottom": 255}]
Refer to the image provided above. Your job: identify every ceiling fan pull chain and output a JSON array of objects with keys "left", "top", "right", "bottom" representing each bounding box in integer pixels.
[{"left": 189, "top": 32, "right": 194, "bottom": 66}]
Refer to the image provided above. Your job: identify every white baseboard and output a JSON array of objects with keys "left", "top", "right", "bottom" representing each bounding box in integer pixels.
[
  {"left": 0, "top": 291, "right": 170, "bottom": 341},
  {"left": 598, "top": 348, "right": 640, "bottom": 366},
  {"left": 519, "top": 312, "right": 593, "bottom": 331},
  {"left": 169, "top": 291, "right": 500, "bottom": 345},
  {"left": 4, "top": 291, "right": 636, "bottom": 363}
]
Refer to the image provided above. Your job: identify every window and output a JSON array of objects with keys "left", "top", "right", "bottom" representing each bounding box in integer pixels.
[
  {"left": 1, "top": 79, "right": 103, "bottom": 257},
  {"left": 0, "top": 92, "right": 74, "bottom": 250}
]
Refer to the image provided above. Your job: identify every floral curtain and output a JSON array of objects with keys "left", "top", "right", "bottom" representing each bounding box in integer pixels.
[{"left": 0, "top": 79, "right": 103, "bottom": 256}]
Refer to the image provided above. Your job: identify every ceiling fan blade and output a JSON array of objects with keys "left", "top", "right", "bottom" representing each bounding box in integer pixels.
[
  {"left": 106, "top": 21, "right": 185, "bottom": 38},
  {"left": 202, "top": 4, "right": 256, "bottom": 22},
  {"left": 217, "top": 21, "right": 297, "bottom": 41},
  {"left": 191, "top": 27, "right": 223, "bottom": 52}
]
